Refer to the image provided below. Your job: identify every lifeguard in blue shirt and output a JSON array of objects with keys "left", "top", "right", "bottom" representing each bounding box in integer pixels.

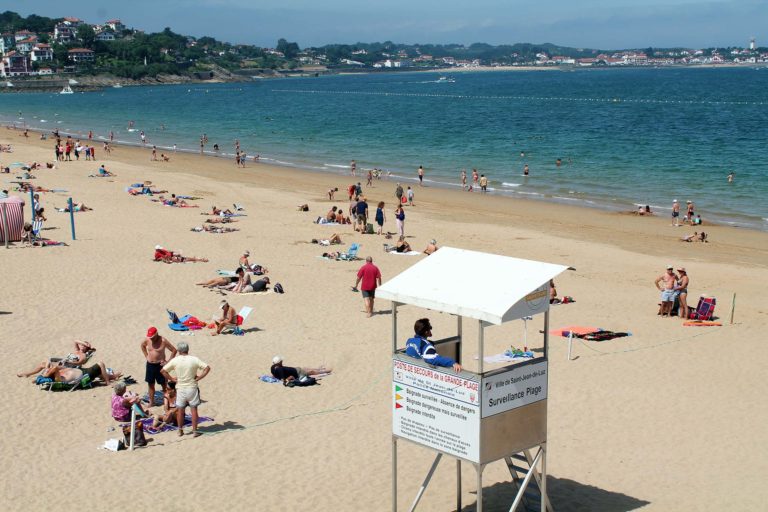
[{"left": 405, "top": 318, "right": 462, "bottom": 372}]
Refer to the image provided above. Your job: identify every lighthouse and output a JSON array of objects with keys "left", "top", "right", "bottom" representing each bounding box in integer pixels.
[{"left": 749, "top": 37, "right": 756, "bottom": 50}]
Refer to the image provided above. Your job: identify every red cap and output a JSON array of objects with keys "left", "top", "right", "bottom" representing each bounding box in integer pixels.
[{"left": 147, "top": 326, "right": 158, "bottom": 337}]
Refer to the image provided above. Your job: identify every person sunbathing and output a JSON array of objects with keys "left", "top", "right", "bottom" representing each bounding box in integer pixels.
[
  {"left": 43, "top": 360, "right": 121, "bottom": 386},
  {"left": 205, "top": 217, "right": 236, "bottom": 224},
  {"left": 17, "top": 341, "right": 96, "bottom": 377},
  {"left": 213, "top": 300, "right": 238, "bottom": 335},
  {"left": 61, "top": 202, "right": 92, "bottom": 212},
  {"left": 210, "top": 206, "right": 234, "bottom": 216},
  {"left": 297, "top": 203, "right": 309, "bottom": 211},
  {"left": 196, "top": 273, "right": 239, "bottom": 288},
  {"left": 112, "top": 381, "right": 157, "bottom": 424},
  {"left": 395, "top": 236, "right": 412, "bottom": 253},
  {"left": 423, "top": 239, "right": 438, "bottom": 255},
  {"left": 270, "top": 356, "right": 332, "bottom": 384},
  {"left": 191, "top": 225, "right": 239, "bottom": 233},
  {"left": 97, "top": 165, "right": 115, "bottom": 177},
  {"left": 321, "top": 251, "right": 342, "bottom": 260},
  {"left": 156, "top": 195, "right": 188, "bottom": 207},
  {"left": 154, "top": 245, "right": 208, "bottom": 263},
  {"left": 312, "top": 233, "right": 343, "bottom": 246}
]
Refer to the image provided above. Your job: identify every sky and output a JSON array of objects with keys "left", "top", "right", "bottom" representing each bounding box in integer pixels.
[{"left": 12, "top": 0, "right": 768, "bottom": 49}]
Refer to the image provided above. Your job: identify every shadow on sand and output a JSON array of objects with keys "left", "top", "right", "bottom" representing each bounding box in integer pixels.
[{"left": 459, "top": 476, "right": 650, "bottom": 512}]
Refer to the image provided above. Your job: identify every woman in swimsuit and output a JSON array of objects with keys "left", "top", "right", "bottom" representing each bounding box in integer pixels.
[
  {"left": 17, "top": 341, "right": 96, "bottom": 377},
  {"left": 675, "top": 268, "right": 690, "bottom": 319}
]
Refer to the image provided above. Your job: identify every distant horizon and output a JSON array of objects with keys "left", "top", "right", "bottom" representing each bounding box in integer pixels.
[{"left": 8, "top": 1, "right": 766, "bottom": 50}]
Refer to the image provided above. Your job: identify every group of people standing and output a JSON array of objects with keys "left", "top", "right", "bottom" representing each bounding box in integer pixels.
[{"left": 654, "top": 265, "right": 691, "bottom": 318}]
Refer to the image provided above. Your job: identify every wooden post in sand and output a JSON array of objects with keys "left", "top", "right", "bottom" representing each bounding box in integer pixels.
[
  {"left": 67, "top": 198, "right": 76, "bottom": 240},
  {"left": 730, "top": 293, "right": 736, "bottom": 325}
]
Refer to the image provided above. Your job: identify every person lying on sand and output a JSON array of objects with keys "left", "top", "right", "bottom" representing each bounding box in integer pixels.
[
  {"left": 44, "top": 361, "right": 121, "bottom": 386},
  {"left": 155, "top": 195, "right": 188, "bottom": 207},
  {"left": 270, "top": 356, "right": 332, "bottom": 384},
  {"left": 297, "top": 204, "right": 309, "bottom": 211},
  {"left": 154, "top": 245, "right": 208, "bottom": 263},
  {"left": 197, "top": 275, "right": 237, "bottom": 288},
  {"left": 60, "top": 202, "right": 92, "bottom": 212},
  {"left": 17, "top": 341, "right": 96, "bottom": 377},
  {"left": 321, "top": 251, "right": 343, "bottom": 260},
  {"left": 680, "top": 232, "right": 708, "bottom": 243},
  {"left": 312, "top": 233, "right": 343, "bottom": 246},
  {"left": 423, "top": 239, "right": 438, "bottom": 255},
  {"left": 191, "top": 225, "right": 239, "bottom": 233},
  {"left": 205, "top": 217, "right": 236, "bottom": 224},
  {"left": 210, "top": 206, "right": 234, "bottom": 216}
]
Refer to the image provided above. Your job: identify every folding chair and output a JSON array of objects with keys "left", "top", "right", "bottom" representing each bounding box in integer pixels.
[
  {"left": 223, "top": 306, "right": 253, "bottom": 335},
  {"left": 689, "top": 296, "right": 716, "bottom": 320},
  {"left": 338, "top": 243, "right": 361, "bottom": 261}
]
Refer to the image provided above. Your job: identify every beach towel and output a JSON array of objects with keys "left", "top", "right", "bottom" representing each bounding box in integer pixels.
[
  {"left": 578, "top": 331, "right": 631, "bottom": 342},
  {"left": 141, "top": 391, "right": 164, "bottom": 407},
  {"left": 483, "top": 350, "right": 535, "bottom": 364},
  {"left": 388, "top": 250, "right": 422, "bottom": 256},
  {"left": 260, "top": 375, "right": 280, "bottom": 384},
  {"left": 683, "top": 320, "right": 722, "bottom": 327},
  {"left": 550, "top": 326, "right": 600, "bottom": 337},
  {"left": 121, "top": 415, "right": 213, "bottom": 435},
  {"left": 315, "top": 217, "right": 339, "bottom": 225}
]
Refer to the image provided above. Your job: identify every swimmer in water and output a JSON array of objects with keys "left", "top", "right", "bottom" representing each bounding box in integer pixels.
[
  {"left": 727, "top": 172, "right": 734, "bottom": 183},
  {"left": 523, "top": 164, "right": 529, "bottom": 176}
]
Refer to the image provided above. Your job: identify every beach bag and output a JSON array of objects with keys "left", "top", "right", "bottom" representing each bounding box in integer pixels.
[
  {"left": 365, "top": 223, "right": 374, "bottom": 234},
  {"left": 251, "top": 264, "right": 264, "bottom": 275},
  {"left": 274, "top": 282, "right": 285, "bottom": 294},
  {"left": 286, "top": 376, "right": 316, "bottom": 387},
  {"left": 401, "top": 196, "right": 407, "bottom": 204},
  {"left": 122, "top": 424, "right": 147, "bottom": 447}
]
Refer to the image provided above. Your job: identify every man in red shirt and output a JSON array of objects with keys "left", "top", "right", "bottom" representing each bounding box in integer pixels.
[{"left": 354, "top": 256, "right": 382, "bottom": 317}]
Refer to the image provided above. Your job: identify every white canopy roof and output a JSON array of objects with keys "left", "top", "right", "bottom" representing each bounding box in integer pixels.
[{"left": 376, "top": 247, "right": 569, "bottom": 325}]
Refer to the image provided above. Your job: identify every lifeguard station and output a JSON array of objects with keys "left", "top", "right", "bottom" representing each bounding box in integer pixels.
[{"left": 377, "top": 247, "right": 569, "bottom": 511}]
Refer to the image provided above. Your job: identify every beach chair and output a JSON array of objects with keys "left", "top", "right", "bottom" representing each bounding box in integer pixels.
[
  {"left": 689, "top": 296, "right": 716, "bottom": 320},
  {"left": 37, "top": 373, "right": 93, "bottom": 392},
  {"left": 223, "top": 306, "right": 253, "bottom": 335},
  {"left": 338, "top": 243, "right": 361, "bottom": 261},
  {"left": 31, "top": 219, "right": 43, "bottom": 241}
]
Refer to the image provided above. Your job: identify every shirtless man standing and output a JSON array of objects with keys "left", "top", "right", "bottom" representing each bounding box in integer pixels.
[
  {"left": 654, "top": 266, "right": 678, "bottom": 317},
  {"left": 141, "top": 327, "right": 177, "bottom": 408},
  {"left": 672, "top": 199, "right": 680, "bottom": 226}
]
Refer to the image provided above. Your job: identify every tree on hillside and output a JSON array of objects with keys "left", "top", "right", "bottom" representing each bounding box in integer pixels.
[
  {"left": 77, "top": 24, "right": 95, "bottom": 48},
  {"left": 276, "top": 38, "right": 299, "bottom": 59}
]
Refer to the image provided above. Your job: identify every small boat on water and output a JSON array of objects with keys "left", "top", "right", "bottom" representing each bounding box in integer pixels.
[
  {"left": 112, "top": 83, "right": 123, "bottom": 88},
  {"left": 437, "top": 76, "right": 456, "bottom": 83},
  {"left": 60, "top": 85, "right": 74, "bottom": 94},
  {"left": 68, "top": 79, "right": 78, "bottom": 85}
]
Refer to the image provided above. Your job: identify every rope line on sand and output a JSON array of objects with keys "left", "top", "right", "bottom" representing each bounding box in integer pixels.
[
  {"left": 271, "top": 89, "right": 768, "bottom": 106},
  {"left": 175, "top": 366, "right": 391, "bottom": 441}
]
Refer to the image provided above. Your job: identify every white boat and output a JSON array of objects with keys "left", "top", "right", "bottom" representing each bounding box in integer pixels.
[
  {"left": 60, "top": 85, "right": 74, "bottom": 94},
  {"left": 437, "top": 76, "right": 456, "bottom": 83},
  {"left": 112, "top": 83, "right": 123, "bottom": 88},
  {"left": 68, "top": 79, "right": 78, "bottom": 85},
  {"left": 6, "top": 81, "right": 13, "bottom": 87}
]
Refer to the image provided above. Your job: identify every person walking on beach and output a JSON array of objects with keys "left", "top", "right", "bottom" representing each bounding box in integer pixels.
[
  {"left": 394, "top": 205, "right": 405, "bottom": 236},
  {"left": 672, "top": 199, "right": 680, "bottom": 226},
  {"left": 151, "top": 145, "right": 158, "bottom": 161},
  {"left": 354, "top": 256, "right": 382, "bottom": 318},
  {"left": 367, "top": 169, "right": 373, "bottom": 187},
  {"left": 350, "top": 160, "right": 356, "bottom": 176},
  {"left": 395, "top": 183, "right": 404, "bottom": 204},
  {"left": 141, "top": 327, "right": 177, "bottom": 408},
  {"left": 460, "top": 170, "right": 467, "bottom": 190},
  {"left": 161, "top": 342, "right": 210, "bottom": 438},
  {"left": 406, "top": 186, "right": 414, "bottom": 206},
  {"left": 685, "top": 201, "right": 695, "bottom": 224},
  {"left": 418, "top": 165, "right": 424, "bottom": 186},
  {"left": 140, "top": 131, "right": 146, "bottom": 144},
  {"left": 375, "top": 201, "right": 386, "bottom": 234},
  {"left": 472, "top": 168, "right": 479, "bottom": 186},
  {"left": 479, "top": 174, "right": 488, "bottom": 193}
]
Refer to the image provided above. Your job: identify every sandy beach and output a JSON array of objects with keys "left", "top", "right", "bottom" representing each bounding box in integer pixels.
[{"left": 3, "top": 130, "right": 767, "bottom": 511}]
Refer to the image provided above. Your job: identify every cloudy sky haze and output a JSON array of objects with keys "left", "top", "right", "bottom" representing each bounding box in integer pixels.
[{"left": 11, "top": 0, "right": 767, "bottom": 49}]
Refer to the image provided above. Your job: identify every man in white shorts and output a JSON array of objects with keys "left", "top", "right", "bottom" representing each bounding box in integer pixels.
[{"left": 161, "top": 342, "right": 210, "bottom": 437}]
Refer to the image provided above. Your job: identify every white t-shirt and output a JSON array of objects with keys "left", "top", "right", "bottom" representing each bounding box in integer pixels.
[{"left": 163, "top": 355, "right": 208, "bottom": 389}]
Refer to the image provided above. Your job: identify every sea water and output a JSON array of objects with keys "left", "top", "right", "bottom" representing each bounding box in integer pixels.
[{"left": 2, "top": 67, "right": 767, "bottom": 230}]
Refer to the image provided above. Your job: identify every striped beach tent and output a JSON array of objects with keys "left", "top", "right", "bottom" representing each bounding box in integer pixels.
[{"left": 0, "top": 196, "right": 26, "bottom": 242}]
